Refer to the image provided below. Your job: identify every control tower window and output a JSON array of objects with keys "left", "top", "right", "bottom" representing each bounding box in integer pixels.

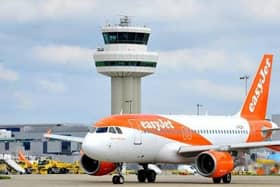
[
  {"left": 103, "top": 32, "right": 149, "bottom": 44},
  {"left": 95, "top": 61, "right": 157, "bottom": 68}
]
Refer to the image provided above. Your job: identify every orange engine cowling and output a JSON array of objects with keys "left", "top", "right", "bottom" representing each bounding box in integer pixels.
[
  {"left": 195, "top": 150, "right": 234, "bottom": 178},
  {"left": 80, "top": 154, "right": 116, "bottom": 176}
]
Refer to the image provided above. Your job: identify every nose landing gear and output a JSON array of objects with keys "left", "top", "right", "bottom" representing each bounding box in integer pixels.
[
  {"left": 112, "top": 175, "right": 124, "bottom": 184},
  {"left": 112, "top": 163, "right": 124, "bottom": 184}
]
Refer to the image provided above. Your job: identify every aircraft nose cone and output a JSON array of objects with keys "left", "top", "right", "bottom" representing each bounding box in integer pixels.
[
  {"left": 81, "top": 132, "right": 109, "bottom": 160},
  {"left": 82, "top": 133, "right": 96, "bottom": 157}
]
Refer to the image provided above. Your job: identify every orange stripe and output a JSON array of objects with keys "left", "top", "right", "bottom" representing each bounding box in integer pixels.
[
  {"left": 246, "top": 120, "right": 272, "bottom": 142},
  {"left": 95, "top": 114, "right": 212, "bottom": 145}
]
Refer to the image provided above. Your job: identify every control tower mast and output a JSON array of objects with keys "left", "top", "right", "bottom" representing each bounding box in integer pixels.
[{"left": 94, "top": 17, "right": 158, "bottom": 114}]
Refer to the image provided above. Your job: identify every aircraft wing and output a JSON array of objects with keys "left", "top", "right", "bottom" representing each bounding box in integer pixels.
[
  {"left": 262, "top": 127, "right": 280, "bottom": 132},
  {"left": 178, "top": 140, "right": 280, "bottom": 157},
  {"left": 44, "top": 133, "right": 84, "bottom": 143}
]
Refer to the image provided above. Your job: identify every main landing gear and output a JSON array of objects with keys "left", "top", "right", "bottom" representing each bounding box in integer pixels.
[
  {"left": 212, "top": 173, "right": 231, "bottom": 184},
  {"left": 112, "top": 163, "right": 124, "bottom": 184},
  {"left": 112, "top": 163, "right": 157, "bottom": 184},
  {"left": 137, "top": 164, "right": 157, "bottom": 183}
]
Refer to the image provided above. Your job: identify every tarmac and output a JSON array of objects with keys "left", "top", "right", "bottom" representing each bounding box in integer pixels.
[{"left": 1, "top": 174, "right": 280, "bottom": 187}]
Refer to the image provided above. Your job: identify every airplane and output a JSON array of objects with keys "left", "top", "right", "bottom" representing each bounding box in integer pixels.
[{"left": 44, "top": 54, "right": 280, "bottom": 184}]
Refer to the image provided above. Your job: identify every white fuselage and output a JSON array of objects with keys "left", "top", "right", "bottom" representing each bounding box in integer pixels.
[{"left": 82, "top": 115, "right": 275, "bottom": 164}]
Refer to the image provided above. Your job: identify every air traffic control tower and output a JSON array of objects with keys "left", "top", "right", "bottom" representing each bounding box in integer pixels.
[{"left": 94, "top": 17, "right": 158, "bottom": 114}]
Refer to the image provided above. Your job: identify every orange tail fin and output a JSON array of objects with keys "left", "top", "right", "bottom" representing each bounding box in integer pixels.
[{"left": 240, "top": 54, "right": 273, "bottom": 120}]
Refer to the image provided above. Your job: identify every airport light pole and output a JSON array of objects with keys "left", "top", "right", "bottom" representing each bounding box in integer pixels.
[
  {"left": 196, "top": 104, "right": 203, "bottom": 116},
  {"left": 240, "top": 75, "right": 249, "bottom": 96}
]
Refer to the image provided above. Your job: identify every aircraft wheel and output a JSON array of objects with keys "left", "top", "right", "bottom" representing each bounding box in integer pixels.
[
  {"left": 112, "top": 175, "right": 118, "bottom": 184},
  {"left": 137, "top": 169, "right": 146, "bottom": 183},
  {"left": 213, "top": 177, "right": 222, "bottom": 184},
  {"left": 47, "top": 168, "right": 52, "bottom": 174},
  {"left": 147, "top": 170, "right": 156, "bottom": 183},
  {"left": 222, "top": 173, "right": 231, "bottom": 184},
  {"left": 112, "top": 175, "right": 124, "bottom": 184},
  {"left": 119, "top": 175, "right": 124, "bottom": 184}
]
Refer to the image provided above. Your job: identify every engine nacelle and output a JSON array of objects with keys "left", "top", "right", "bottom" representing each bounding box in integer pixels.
[
  {"left": 80, "top": 154, "right": 116, "bottom": 176},
  {"left": 195, "top": 150, "right": 234, "bottom": 178}
]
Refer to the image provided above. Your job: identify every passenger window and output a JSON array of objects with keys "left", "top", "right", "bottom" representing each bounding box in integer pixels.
[
  {"left": 109, "top": 127, "right": 117, "bottom": 134},
  {"left": 115, "top": 127, "right": 123, "bottom": 134},
  {"left": 96, "top": 127, "right": 108, "bottom": 133}
]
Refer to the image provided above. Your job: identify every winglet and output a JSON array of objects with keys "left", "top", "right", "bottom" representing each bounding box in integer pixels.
[
  {"left": 47, "top": 129, "right": 52, "bottom": 134},
  {"left": 240, "top": 54, "right": 274, "bottom": 120}
]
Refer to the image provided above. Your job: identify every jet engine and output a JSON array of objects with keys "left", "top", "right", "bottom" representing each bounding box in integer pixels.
[
  {"left": 80, "top": 154, "right": 116, "bottom": 176},
  {"left": 195, "top": 150, "right": 234, "bottom": 178}
]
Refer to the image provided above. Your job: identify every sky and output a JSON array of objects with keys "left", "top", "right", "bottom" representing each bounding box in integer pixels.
[{"left": 0, "top": 0, "right": 280, "bottom": 124}]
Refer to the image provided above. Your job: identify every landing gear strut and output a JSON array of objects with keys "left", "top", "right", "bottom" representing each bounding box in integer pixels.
[
  {"left": 112, "top": 163, "right": 124, "bottom": 184},
  {"left": 137, "top": 164, "right": 157, "bottom": 183},
  {"left": 212, "top": 173, "right": 231, "bottom": 184}
]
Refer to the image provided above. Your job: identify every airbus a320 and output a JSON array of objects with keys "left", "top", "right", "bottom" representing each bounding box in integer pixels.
[{"left": 45, "top": 54, "right": 280, "bottom": 184}]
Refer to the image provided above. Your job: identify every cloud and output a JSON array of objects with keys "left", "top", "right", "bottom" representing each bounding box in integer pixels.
[
  {"left": 0, "top": 64, "right": 19, "bottom": 81},
  {"left": 158, "top": 49, "right": 256, "bottom": 73},
  {"left": 37, "top": 79, "right": 66, "bottom": 94},
  {"left": 131, "top": 0, "right": 202, "bottom": 21},
  {"left": 32, "top": 44, "right": 93, "bottom": 68},
  {"left": 14, "top": 91, "right": 34, "bottom": 110},
  {"left": 243, "top": 0, "right": 280, "bottom": 21},
  {"left": 0, "top": 0, "right": 97, "bottom": 22},
  {"left": 180, "top": 79, "right": 243, "bottom": 101},
  {"left": 1, "top": 0, "right": 279, "bottom": 29}
]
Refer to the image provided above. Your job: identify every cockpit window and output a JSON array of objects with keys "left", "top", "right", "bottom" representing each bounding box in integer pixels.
[
  {"left": 96, "top": 127, "right": 108, "bottom": 133},
  {"left": 109, "top": 127, "right": 117, "bottom": 134},
  {"left": 115, "top": 127, "right": 123, "bottom": 134}
]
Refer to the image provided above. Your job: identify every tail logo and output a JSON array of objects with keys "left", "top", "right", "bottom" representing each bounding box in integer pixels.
[{"left": 249, "top": 58, "right": 271, "bottom": 113}]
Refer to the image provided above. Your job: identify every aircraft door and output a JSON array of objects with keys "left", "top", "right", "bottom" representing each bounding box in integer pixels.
[
  {"left": 182, "top": 126, "right": 192, "bottom": 142},
  {"left": 129, "top": 119, "right": 142, "bottom": 145}
]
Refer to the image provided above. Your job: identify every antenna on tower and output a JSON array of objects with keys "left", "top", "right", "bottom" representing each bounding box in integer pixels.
[{"left": 119, "top": 15, "right": 133, "bottom": 26}]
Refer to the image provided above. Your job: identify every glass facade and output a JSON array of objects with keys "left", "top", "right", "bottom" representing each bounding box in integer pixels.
[
  {"left": 103, "top": 32, "right": 149, "bottom": 45},
  {"left": 4, "top": 142, "right": 9, "bottom": 151},
  {"left": 61, "top": 141, "right": 71, "bottom": 154},
  {"left": 23, "top": 141, "right": 31, "bottom": 150},
  {"left": 96, "top": 61, "right": 157, "bottom": 68}
]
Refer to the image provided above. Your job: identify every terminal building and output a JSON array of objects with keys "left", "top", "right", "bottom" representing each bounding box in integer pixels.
[{"left": 0, "top": 123, "right": 89, "bottom": 162}]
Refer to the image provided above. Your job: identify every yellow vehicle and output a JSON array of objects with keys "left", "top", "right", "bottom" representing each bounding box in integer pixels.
[
  {"left": 68, "top": 160, "right": 84, "bottom": 174},
  {"left": 17, "top": 160, "right": 38, "bottom": 174},
  {"left": 37, "top": 159, "right": 70, "bottom": 174},
  {"left": 0, "top": 161, "right": 9, "bottom": 175},
  {"left": 18, "top": 150, "right": 38, "bottom": 174}
]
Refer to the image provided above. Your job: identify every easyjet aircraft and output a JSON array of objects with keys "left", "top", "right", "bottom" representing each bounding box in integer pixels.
[{"left": 45, "top": 54, "right": 280, "bottom": 184}]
